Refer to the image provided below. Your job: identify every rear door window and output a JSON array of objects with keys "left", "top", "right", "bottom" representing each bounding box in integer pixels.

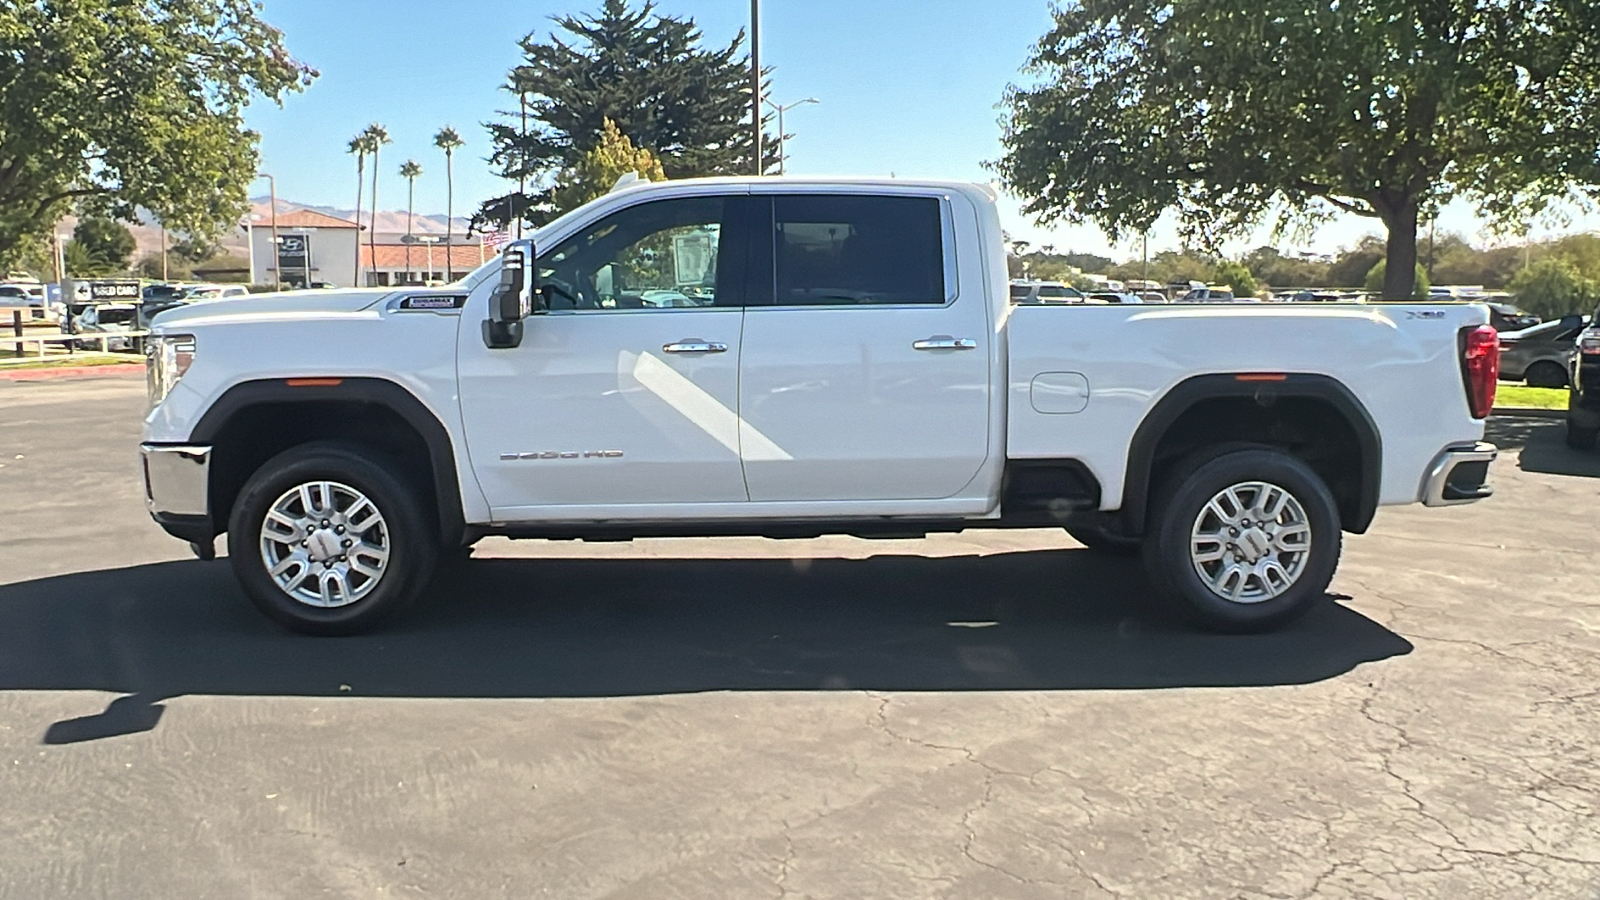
[{"left": 769, "top": 195, "right": 946, "bottom": 305}]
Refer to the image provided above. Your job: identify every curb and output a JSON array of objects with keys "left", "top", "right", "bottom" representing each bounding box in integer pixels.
[
  {"left": 1490, "top": 407, "right": 1567, "bottom": 420},
  {"left": 0, "top": 363, "right": 144, "bottom": 381}
]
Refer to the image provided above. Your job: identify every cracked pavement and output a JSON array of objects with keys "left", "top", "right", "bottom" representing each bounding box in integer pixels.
[{"left": 1, "top": 378, "right": 1597, "bottom": 898}]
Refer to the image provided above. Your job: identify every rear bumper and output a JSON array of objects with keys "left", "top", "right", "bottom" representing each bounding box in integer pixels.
[
  {"left": 1422, "top": 442, "right": 1497, "bottom": 507},
  {"left": 141, "top": 443, "right": 214, "bottom": 541}
]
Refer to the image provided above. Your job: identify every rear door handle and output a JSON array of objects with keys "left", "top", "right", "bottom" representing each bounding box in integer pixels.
[
  {"left": 662, "top": 340, "right": 728, "bottom": 354},
  {"left": 912, "top": 337, "right": 978, "bottom": 351}
]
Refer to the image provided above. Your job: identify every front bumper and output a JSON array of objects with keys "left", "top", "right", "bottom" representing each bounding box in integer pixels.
[
  {"left": 1422, "top": 442, "right": 1498, "bottom": 507},
  {"left": 141, "top": 443, "right": 214, "bottom": 542}
]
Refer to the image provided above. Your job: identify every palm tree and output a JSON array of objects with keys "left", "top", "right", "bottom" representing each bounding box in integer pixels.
[
  {"left": 362, "top": 123, "right": 392, "bottom": 285},
  {"left": 347, "top": 135, "right": 372, "bottom": 285},
  {"left": 399, "top": 160, "right": 423, "bottom": 283},
  {"left": 433, "top": 126, "right": 464, "bottom": 280}
]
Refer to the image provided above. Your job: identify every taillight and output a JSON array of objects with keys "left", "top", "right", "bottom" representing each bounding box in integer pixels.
[
  {"left": 1581, "top": 331, "right": 1600, "bottom": 356},
  {"left": 1461, "top": 325, "right": 1498, "bottom": 419}
]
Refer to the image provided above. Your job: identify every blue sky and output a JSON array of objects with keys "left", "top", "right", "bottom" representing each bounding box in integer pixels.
[{"left": 244, "top": 0, "right": 1589, "bottom": 260}]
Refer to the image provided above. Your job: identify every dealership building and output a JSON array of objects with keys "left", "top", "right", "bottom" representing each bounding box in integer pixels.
[{"left": 248, "top": 209, "right": 490, "bottom": 288}]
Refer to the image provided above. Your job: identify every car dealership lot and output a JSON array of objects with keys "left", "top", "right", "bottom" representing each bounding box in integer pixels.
[{"left": 1, "top": 375, "right": 1597, "bottom": 899}]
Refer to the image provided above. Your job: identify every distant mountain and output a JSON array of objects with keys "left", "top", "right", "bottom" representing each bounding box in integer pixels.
[{"left": 247, "top": 197, "right": 472, "bottom": 237}]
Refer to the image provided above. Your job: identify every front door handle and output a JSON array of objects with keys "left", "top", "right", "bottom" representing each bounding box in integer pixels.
[
  {"left": 662, "top": 340, "right": 728, "bottom": 354},
  {"left": 912, "top": 336, "right": 978, "bottom": 351}
]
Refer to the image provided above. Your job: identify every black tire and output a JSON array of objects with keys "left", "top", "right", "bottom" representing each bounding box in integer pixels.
[
  {"left": 227, "top": 441, "right": 438, "bottom": 636},
  {"left": 1142, "top": 447, "right": 1341, "bottom": 632},
  {"left": 1525, "top": 361, "right": 1568, "bottom": 389},
  {"left": 1063, "top": 516, "right": 1141, "bottom": 556},
  {"left": 1567, "top": 421, "right": 1599, "bottom": 451}
]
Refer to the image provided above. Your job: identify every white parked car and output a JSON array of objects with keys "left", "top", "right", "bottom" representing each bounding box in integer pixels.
[{"left": 140, "top": 177, "right": 1499, "bottom": 635}]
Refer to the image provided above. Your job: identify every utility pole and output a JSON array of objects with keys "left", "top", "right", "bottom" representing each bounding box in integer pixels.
[
  {"left": 161, "top": 225, "right": 168, "bottom": 281},
  {"left": 751, "top": 0, "right": 762, "bottom": 175},
  {"left": 764, "top": 97, "right": 820, "bottom": 176},
  {"left": 256, "top": 173, "right": 281, "bottom": 291}
]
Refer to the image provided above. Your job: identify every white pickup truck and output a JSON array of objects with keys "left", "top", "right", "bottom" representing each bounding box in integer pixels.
[{"left": 140, "top": 177, "right": 1500, "bottom": 635}]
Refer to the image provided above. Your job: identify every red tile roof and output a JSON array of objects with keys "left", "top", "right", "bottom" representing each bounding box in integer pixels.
[
  {"left": 360, "top": 243, "right": 491, "bottom": 270},
  {"left": 256, "top": 209, "right": 362, "bottom": 229}
]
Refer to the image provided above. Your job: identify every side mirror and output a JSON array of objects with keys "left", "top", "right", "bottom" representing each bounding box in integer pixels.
[{"left": 484, "top": 241, "right": 538, "bottom": 349}]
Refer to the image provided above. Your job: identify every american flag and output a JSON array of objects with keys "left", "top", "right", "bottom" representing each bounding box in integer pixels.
[{"left": 479, "top": 229, "right": 511, "bottom": 253}]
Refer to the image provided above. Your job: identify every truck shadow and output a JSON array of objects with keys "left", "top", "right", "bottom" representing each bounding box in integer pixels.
[
  {"left": 0, "top": 550, "right": 1412, "bottom": 743},
  {"left": 1485, "top": 417, "right": 1600, "bottom": 479}
]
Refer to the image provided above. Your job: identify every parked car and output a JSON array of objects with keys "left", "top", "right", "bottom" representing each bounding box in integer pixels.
[
  {"left": 1568, "top": 313, "right": 1600, "bottom": 449},
  {"left": 140, "top": 176, "right": 1499, "bottom": 636},
  {"left": 1499, "top": 315, "right": 1589, "bottom": 388},
  {"left": 1486, "top": 302, "right": 1540, "bottom": 332},
  {"left": 182, "top": 284, "right": 250, "bottom": 301},
  {"left": 72, "top": 302, "right": 140, "bottom": 351},
  {"left": 1178, "top": 285, "right": 1236, "bottom": 302},
  {"left": 1085, "top": 292, "right": 1144, "bottom": 304},
  {"left": 1010, "top": 280, "right": 1085, "bottom": 304},
  {"left": 0, "top": 285, "right": 31, "bottom": 305}
]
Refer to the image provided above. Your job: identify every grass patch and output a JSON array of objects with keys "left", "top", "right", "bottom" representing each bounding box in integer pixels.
[
  {"left": 0, "top": 354, "right": 141, "bottom": 371},
  {"left": 1496, "top": 384, "right": 1569, "bottom": 410}
]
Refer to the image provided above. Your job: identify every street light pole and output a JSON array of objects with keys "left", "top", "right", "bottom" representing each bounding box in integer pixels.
[
  {"left": 763, "top": 97, "right": 819, "bottom": 176},
  {"left": 750, "top": 0, "right": 762, "bottom": 175},
  {"left": 256, "top": 173, "right": 280, "bottom": 291}
]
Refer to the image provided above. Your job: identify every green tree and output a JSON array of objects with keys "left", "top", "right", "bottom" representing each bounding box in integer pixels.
[
  {"left": 1510, "top": 259, "right": 1600, "bottom": 320},
  {"left": 70, "top": 217, "right": 136, "bottom": 274},
  {"left": 433, "top": 127, "right": 465, "bottom": 279},
  {"left": 170, "top": 235, "right": 220, "bottom": 266},
  {"left": 548, "top": 119, "right": 666, "bottom": 215},
  {"left": 1242, "top": 247, "right": 1332, "bottom": 290},
  {"left": 998, "top": 0, "right": 1600, "bottom": 301},
  {"left": 1364, "top": 260, "right": 1430, "bottom": 299},
  {"left": 0, "top": 0, "right": 313, "bottom": 267},
  {"left": 1213, "top": 260, "right": 1258, "bottom": 298},
  {"left": 1327, "top": 237, "right": 1388, "bottom": 288},
  {"left": 481, "top": 0, "right": 774, "bottom": 229}
]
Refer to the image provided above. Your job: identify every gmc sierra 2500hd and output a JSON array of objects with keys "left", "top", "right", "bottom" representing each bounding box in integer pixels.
[{"left": 140, "top": 177, "right": 1499, "bottom": 635}]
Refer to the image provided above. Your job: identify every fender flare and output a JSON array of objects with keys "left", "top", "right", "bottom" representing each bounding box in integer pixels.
[
  {"left": 1119, "top": 373, "right": 1382, "bottom": 535},
  {"left": 189, "top": 377, "right": 466, "bottom": 545}
]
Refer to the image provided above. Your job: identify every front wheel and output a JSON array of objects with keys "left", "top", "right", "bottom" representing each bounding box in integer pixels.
[
  {"left": 228, "top": 442, "right": 438, "bottom": 635},
  {"left": 1142, "top": 448, "right": 1342, "bottom": 632}
]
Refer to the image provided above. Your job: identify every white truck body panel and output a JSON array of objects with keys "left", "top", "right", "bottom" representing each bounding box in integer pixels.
[
  {"left": 144, "top": 176, "right": 1490, "bottom": 533},
  {"left": 1005, "top": 303, "right": 1489, "bottom": 508}
]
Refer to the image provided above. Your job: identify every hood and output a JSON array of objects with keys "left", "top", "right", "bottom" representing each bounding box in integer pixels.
[{"left": 149, "top": 289, "right": 392, "bottom": 329}]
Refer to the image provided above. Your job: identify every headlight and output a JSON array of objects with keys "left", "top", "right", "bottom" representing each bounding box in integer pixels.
[{"left": 146, "top": 334, "right": 196, "bottom": 408}]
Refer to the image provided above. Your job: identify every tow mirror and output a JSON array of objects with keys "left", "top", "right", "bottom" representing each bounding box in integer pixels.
[{"left": 484, "top": 241, "right": 539, "bottom": 349}]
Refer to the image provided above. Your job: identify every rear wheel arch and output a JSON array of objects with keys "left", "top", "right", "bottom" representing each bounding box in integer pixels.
[
  {"left": 189, "top": 378, "right": 466, "bottom": 547},
  {"left": 1119, "top": 374, "right": 1382, "bottom": 537}
]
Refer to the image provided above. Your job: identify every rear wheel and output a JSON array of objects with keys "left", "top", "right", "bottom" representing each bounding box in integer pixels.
[
  {"left": 1143, "top": 447, "right": 1341, "bottom": 632},
  {"left": 1525, "top": 361, "right": 1569, "bottom": 389},
  {"left": 228, "top": 442, "right": 437, "bottom": 635}
]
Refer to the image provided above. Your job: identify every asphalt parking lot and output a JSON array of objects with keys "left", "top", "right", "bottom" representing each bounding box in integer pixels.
[{"left": 1, "top": 374, "right": 1598, "bottom": 899}]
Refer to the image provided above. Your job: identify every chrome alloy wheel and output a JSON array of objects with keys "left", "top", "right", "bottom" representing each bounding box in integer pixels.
[
  {"left": 1189, "top": 481, "right": 1312, "bottom": 604},
  {"left": 259, "top": 481, "right": 390, "bottom": 608}
]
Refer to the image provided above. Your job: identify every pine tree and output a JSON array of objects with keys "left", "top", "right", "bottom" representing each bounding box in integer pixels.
[{"left": 480, "top": 0, "right": 774, "bottom": 230}]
